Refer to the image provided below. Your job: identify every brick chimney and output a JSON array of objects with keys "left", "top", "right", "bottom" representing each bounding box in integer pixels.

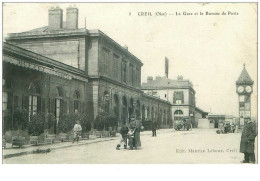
[
  {"left": 66, "top": 7, "right": 78, "bottom": 29},
  {"left": 147, "top": 76, "right": 153, "bottom": 83},
  {"left": 177, "top": 75, "right": 183, "bottom": 80},
  {"left": 48, "top": 7, "right": 63, "bottom": 29}
]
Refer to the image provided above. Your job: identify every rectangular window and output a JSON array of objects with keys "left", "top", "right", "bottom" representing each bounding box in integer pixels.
[
  {"left": 113, "top": 55, "right": 118, "bottom": 79},
  {"left": 239, "top": 102, "right": 245, "bottom": 110},
  {"left": 2, "top": 92, "right": 8, "bottom": 111},
  {"left": 174, "top": 91, "right": 184, "bottom": 104},
  {"left": 245, "top": 103, "right": 250, "bottom": 110},
  {"left": 122, "top": 61, "right": 127, "bottom": 83},
  {"left": 56, "top": 99, "right": 60, "bottom": 123},
  {"left": 132, "top": 66, "right": 135, "bottom": 86},
  {"left": 136, "top": 68, "right": 140, "bottom": 87},
  {"left": 129, "top": 64, "right": 132, "bottom": 84},
  {"left": 176, "top": 100, "right": 182, "bottom": 104},
  {"left": 245, "top": 111, "right": 250, "bottom": 117},
  {"left": 103, "top": 50, "right": 109, "bottom": 75},
  {"left": 239, "top": 95, "right": 245, "bottom": 102}
]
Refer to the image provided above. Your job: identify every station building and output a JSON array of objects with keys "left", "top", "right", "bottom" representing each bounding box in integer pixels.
[{"left": 3, "top": 7, "right": 171, "bottom": 133}]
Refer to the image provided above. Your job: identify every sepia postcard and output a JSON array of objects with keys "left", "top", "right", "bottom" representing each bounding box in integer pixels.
[{"left": 1, "top": 2, "right": 258, "bottom": 164}]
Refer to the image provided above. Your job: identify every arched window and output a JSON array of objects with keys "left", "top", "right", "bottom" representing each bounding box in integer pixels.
[
  {"left": 28, "top": 83, "right": 41, "bottom": 118},
  {"left": 174, "top": 110, "right": 183, "bottom": 121},
  {"left": 74, "top": 90, "right": 80, "bottom": 113}
]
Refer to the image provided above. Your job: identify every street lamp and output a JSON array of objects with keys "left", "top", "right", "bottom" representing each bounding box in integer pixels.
[{"left": 133, "top": 101, "right": 137, "bottom": 118}]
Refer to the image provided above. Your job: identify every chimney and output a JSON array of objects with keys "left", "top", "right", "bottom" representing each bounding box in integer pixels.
[
  {"left": 66, "top": 7, "right": 78, "bottom": 29},
  {"left": 48, "top": 7, "right": 63, "bottom": 29},
  {"left": 124, "top": 45, "right": 128, "bottom": 51},
  {"left": 177, "top": 75, "right": 183, "bottom": 80},
  {"left": 147, "top": 76, "right": 153, "bottom": 83},
  {"left": 165, "top": 57, "right": 169, "bottom": 78}
]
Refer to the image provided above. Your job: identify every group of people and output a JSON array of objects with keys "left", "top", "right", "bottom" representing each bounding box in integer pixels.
[
  {"left": 223, "top": 122, "right": 236, "bottom": 133},
  {"left": 116, "top": 117, "right": 142, "bottom": 150}
]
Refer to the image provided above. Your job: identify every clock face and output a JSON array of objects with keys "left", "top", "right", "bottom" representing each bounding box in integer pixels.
[
  {"left": 237, "top": 86, "right": 244, "bottom": 93},
  {"left": 246, "top": 86, "right": 252, "bottom": 93}
]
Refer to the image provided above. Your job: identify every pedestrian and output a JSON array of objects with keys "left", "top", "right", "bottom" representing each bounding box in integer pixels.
[
  {"left": 129, "top": 116, "right": 142, "bottom": 149},
  {"left": 116, "top": 125, "right": 129, "bottom": 150},
  {"left": 152, "top": 121, "right": 157, "bottom": 137},
  {"left": 231, "top": 122, "right": 236, "bottom": 133},
  {"left": 127, "top": 126, "right": 136, "bottom": 150},
  {"left": 224, "top": 122, "right": 230, "bottom": 133},
  {"left": 240, "top": 118, "right": 257, "bottom": 164},
  {"left": 72, "top": 120, "right": 82, "bottom": 143}
]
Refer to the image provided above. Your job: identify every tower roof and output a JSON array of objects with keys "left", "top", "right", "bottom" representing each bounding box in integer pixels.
[{"left": 236, "top": 64, "right": 253, "bottom": 85}]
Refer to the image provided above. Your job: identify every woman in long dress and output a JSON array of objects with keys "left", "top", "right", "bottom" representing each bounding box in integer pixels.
[{"left": 129, "top": 117, "right": 141, "bottom": 149}]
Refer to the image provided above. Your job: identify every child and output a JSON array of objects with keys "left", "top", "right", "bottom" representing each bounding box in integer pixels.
[
  {"left": 73, "top": 121, "right": 82, "bottom": 143},
  {"left": 127, "top": 127, "right": 136, "bottom": 150}
]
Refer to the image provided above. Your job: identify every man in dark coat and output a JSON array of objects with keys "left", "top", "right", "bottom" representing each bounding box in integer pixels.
[
  {"left": 152, "top": 121, "right": 157, "bottom": 137},
  {"left": 129, "top": 117, "right": 141, "bottom": 149},
  {"left": 240, "top": 118, "right": 257, "bottom": 163}
]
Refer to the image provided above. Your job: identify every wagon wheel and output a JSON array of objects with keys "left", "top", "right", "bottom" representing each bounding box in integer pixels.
[{"left": 177, "top": 124, "right": 183, "bottom": 130}]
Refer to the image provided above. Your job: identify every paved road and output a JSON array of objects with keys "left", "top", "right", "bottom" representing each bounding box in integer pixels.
[{"left": 4, "top": 129, "right": 248, "bottom": 164}]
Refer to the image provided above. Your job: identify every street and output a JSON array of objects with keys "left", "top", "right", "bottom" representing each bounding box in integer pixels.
[{"left": 3, "top": 129, "right": 247, "bottom": 164}]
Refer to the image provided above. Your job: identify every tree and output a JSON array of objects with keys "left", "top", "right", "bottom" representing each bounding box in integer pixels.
[
  {"left": 81, "top": 114, "right": 92, "bottom": 132},
  {"left": 94, "top": 112, "right": 118, "bottom": 131},
  {"left": 3, "top": 110, "right": 12, "bottom": 134},
  {"left": 28, "top": 113, "right": 45, "bottom": 136},
  {"left": 12, "top": 108, "right": 29, "bottom": 131},
  {"left": 45, "top": 113, "right": 56, "bottom": 134}
]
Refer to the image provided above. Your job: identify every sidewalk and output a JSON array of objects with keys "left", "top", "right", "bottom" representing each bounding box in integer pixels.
[{"left": 3, "top": 128, "right": 173, "bottom": 159}]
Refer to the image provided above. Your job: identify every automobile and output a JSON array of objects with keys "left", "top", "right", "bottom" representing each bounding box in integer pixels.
[{"left": 174, "top": 117, "right": 192, "bottom": 131}]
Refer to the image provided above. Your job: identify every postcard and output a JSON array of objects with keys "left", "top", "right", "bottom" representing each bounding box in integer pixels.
[{"left": 2, "top": 2, "right": 258, "bottom": 164}]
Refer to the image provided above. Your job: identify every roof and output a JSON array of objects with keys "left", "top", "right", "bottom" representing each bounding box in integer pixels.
[
  {"left": 207, "top": 114, "right": 226, "bottom": 118},
  {"left": 141, "top": 76, "right": 194, "bottom": 91},
  {"left": 236, "top": 65, "right": 253, "bottom": 85},
  {"left": 6, "top": 27, "right": 143, "bottom": 66},
  {"left": 3, "top": 42, "right": 88, "bottom": 80},
  {"left": 195, "top": 107, "right": 208, "bottom": 114}
]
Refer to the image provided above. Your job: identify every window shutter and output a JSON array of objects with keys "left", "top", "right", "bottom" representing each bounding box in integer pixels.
[
  {"left": 60, "top": 99, "right": 64, "bottom": 116},
  {"left": 41, "top": 98, "right": 46, "bottom": 113},
  {"left": 22, "top": 95, "right": 29, "bottom": 110},
  {"left": 181, "top": 92, "right": 184, "bottom": 103},
  {"left": 37, "top": 96, "right": 41, "bottom": 113},
  {"left": 63, "top": 100, "right": 67, "bottom": 115},
  {"left": 82, "top": 101, "right": 87, "bottom": 114},
  {"left": 70, "top": 100, "right": 74, "bottom": 113},
  {"left": 173, "top": 92, "right": 176, "bottom": 103},
  {"left": 51, "top": 98, "right": 56, "bottom": 115},
  {"left": 13, "top": 95, "right": 19, "bottom": 110},
  {"left": 7, "top": 93, "right": 13, "bottom": 112}
]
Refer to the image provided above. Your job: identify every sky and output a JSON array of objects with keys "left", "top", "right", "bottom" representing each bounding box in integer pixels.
[{"left": 2, "top": 3, "right": 257, "bottom": 117}]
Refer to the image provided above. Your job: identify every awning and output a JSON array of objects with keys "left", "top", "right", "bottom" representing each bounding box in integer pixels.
[{"left": 3, "top": 55, "right": 88, "bottom": 82}]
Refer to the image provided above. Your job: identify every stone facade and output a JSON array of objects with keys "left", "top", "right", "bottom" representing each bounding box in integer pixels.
[
  {"left": 3, "top": 7, "right": 172, "bottom": 133},
  {"left": 142, "top": 76, "right": 207, "bottom": 127}
]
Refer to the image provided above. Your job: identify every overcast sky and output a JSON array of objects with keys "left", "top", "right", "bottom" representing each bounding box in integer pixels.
[{"left": 3, "top": 3, "right": 257, "bottom": 117}]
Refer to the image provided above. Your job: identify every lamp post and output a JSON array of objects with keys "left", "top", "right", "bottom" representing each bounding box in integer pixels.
[
  {"left": 133, "top": 101, "right": 137, "bottom": 118},
  {"left": 104, "top": 94, "right": 110, "bottom": 114}
]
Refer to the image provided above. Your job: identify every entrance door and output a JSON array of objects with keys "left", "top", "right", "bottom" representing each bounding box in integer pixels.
[{"left": 214, "top": 120, "right": 219, "bottom": 128}]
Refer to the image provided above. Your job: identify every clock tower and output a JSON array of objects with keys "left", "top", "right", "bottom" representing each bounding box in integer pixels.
[{"left": 236, "top": 64, "right": 254, "bottom": 128}]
